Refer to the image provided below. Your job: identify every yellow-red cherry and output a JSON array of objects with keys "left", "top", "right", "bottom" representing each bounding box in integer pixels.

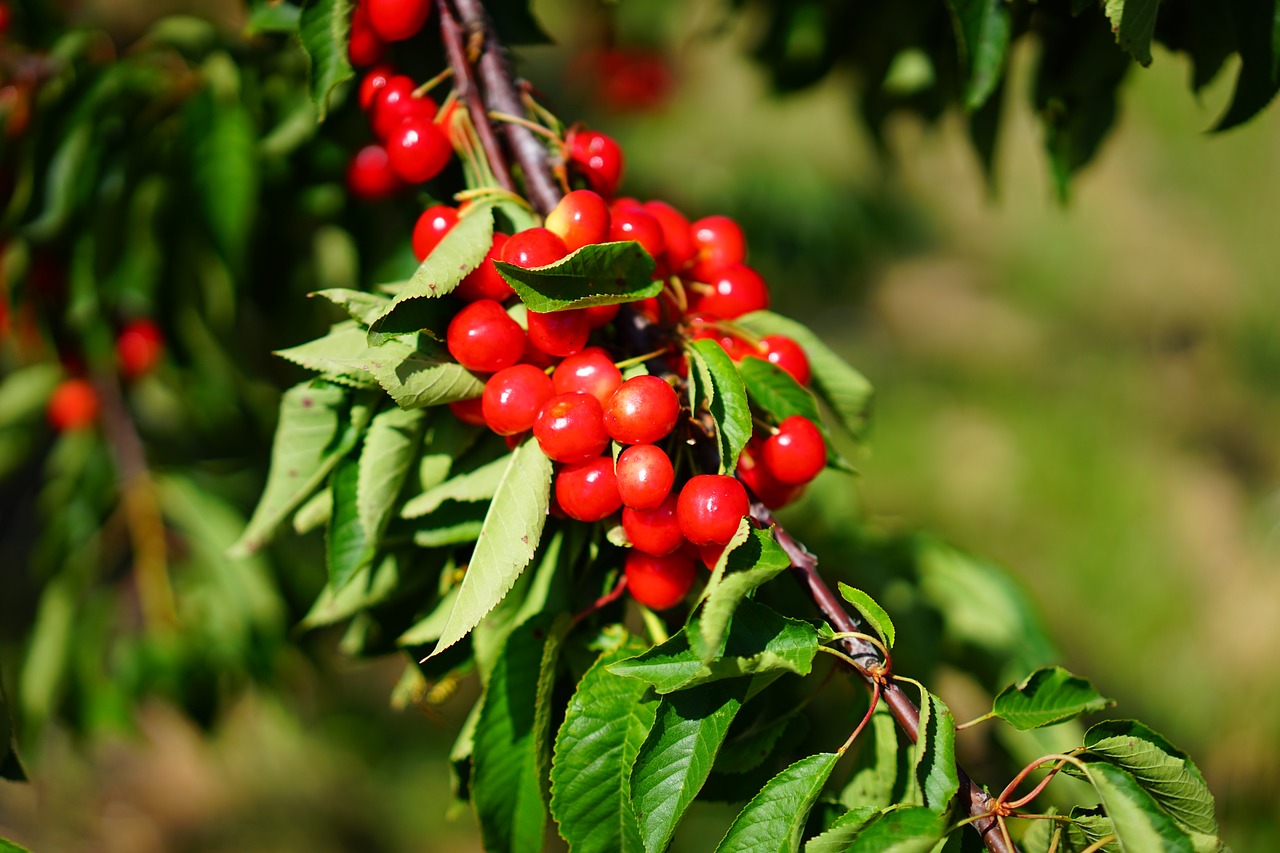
[
  {"left": 551, "top": 346, "right": 622, "bottom": 405},
  {"left": 446, "top": 299, "right": 525, "bottom": 372},
  {"left": 533, "top": 392, "right": 609, "bottom": 463},
  {"left": 604, "top": 375, "right": 680, "bottom": 445},
  {"left": 625, "top": 550, "right": 695, "bottom": 611},
  {"left": 676, "top": 474, "right": 750, "bottom": 546},
  {"left": 761, "top": 415, "right": 826, "bottom": 485},
  {"left": 615, "top": 444, "right": 674, "bottom": 510},
  {"left": 482, "top": 364, "right": 554, "bottom": 436},
  {"left": 555, "top": 455, "right": 622, "bottom": 522}
]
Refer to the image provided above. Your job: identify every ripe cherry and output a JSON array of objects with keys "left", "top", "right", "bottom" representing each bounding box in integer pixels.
[
  {"left": 482, "top": 364, "right": 554, "bottom": 436},
  {"left": 446, "top": 299, "right": 525, "bottom": 372},
  {"left": 501, "top": 227, "right": 568, "bottom": 269},
  {"left": 692, "top": 264, "right": 770, "bottom": 319},
  {"left": 116, "top": 319, "right": 164, "bottom": 379},
  {"left": 371, "top": 76, "right": 437, "bottom": 141},
  {"left": 520, "top": 337, "right": 560, "bottom": 369},
  {"left": 689, "top": 315, "right": 752, "bottom": 360},
  {"left": 411, "top": 205, "right": 458, "bottom": 261},
  {"left": 625, "top": 550, "right": 695, "bottom": 611},
  {"left": 346, "top": 144, "right": 401, "bottom": 200},
  {"left": 555, "top": 455, "right": 622, "bottom": 522},
  {"left": 751, "top": 335, "right": 810, "bottom": 386},
  {"left": 689, "top": 215, "right": 746, "bottom": 281},
  {"left": 47, "top": 378, "right": 99, "bottom": 431},
  {"left": 348, "top": 3, "right": 386, "bottom": 67},
  {"left": 527, "top": 309, "right": 590, "bottom": 358},
  {"left": 761, "top": 416, "right": 826, "bottom": 486},
  {"left": 615, "top": 444, "right": 674, "bottom": 510},
  {"left": 359, "top": 65, "right": 395, "bottom": 111},
  {"left": 448, "top": 397, "right": 487, "bottom": 427},
  {"left": 582, "top": 303, "right": 619, "bottom": 328},
  {"left": 533, "top": 392, "right": 609, "bottom": 463},
  {"left": 604, "top": 375, "right": 680, "bottom": 445},
  {"left": 544, "top": 189, "right": 610, "bottom": 252},
  {"left": 609, "top": 205, "right": 665, "bottom": 265},
  {"left": 737, "top": 439, "right": 804, "bottom": 509},
  {"left": 551, "top": 346, "right": 622, "bottom": 405},
  {"left": 387, "top": 117, "right": 452, "bottom": 184},
  {"left": 644, "top": 201, "right": 697, "bottom": 273},
  {"left": 677, "top": 474, "right": 750, "bottom": 546},
  {"left": 455, "top": 234, "right": 514, "bottom": 302},
  {"left": 567, "top": 129, "right": 625, "bottom": 197},
  {"left": 365, "top": 0, "right": 431, "bottom": 42}
]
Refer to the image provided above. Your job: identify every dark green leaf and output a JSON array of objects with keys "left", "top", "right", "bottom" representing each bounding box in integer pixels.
[
  {"left": 686, "top": 339, "right": 753, "bottom": 474},
  {"left": 495, "top": 241, "right": 660, "bottom": 313},
  {"left": 326, "top": 456, "right": 369, "bottom": 589},
  {"left": 944, "top": 0, "right": 1013, "bottom": 108},
  {"left": 1078, "top": 761, "right": 1197, "bottom": 852},
  {"left": 1214, "top": 0, "right": 1280, "bottom": 130},
  {"left": 909, "top": 688, "right": 959, "bottom": 813},
  {"left": 187, "top": 92, "right": 258, "bottom": 266},
  {"left": 736, "top": 356, "right": 822, "bottom": 425},
  {"left": 411, "top": 501, "right": 488, "bottom": 547},
  {"left": 837, "top": 583, "right": 896, "bottom": 648},
  {"left": 808, "top": 805, "right": 945, "bottom": 852},
  {"left": 299, "top": 0, "right": 354, "bottom": 121},
  {"left": 992, "top": 666, "right": 1115, "bottom": 730},
  {"left": 803, "top": 807, "right": 877, "bottom": 852},
  {"left": 714, "top": 752, "right": 840, "bottom": 853},
  {"left": 246, "top": 0, "right": 301, "bottom": 35},
  {"left": 1105, "top": 0, "right": 1162, "bottom": 65},
  {"left": 696, "top": 527, "right": 792, "bottom": 663}
]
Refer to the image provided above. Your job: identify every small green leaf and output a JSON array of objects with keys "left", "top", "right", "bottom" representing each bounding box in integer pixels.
[
  {"left": 275, "top": 323, "right": 380, "bottom": 385},
  {"left": 245, "top": 0, "right": 301, "bottom": 35},
  {"left": 909, "top": 688, "right": 958, "bottom": 814},
  {"left": 336, "top": 337, "right": 486, "bottom": 408},
  {"left": 806, "top": 805, "right": 944, "bottom": 853},
  {"left": 837, "top": 583, "right": 896, "bottom": 648},
  {"left": 840, "top": 704, "right": 906, "bottom": 812},
  {"left": 1105, "top": 0, "right": 1162, "bottom": 66},
  {"left": 0, "top": 363, "right": 61, "bottom": 430},
  {"left": 992, "top": 666, "right": 1115, "bottom": 731},
  {"left": 495, "top": 241, "right": 660, "bottom": 312},
  {"left": 300, "top": 552, "right": 408, "bottom": 630},
  {"left": 326, "top": 456, "right": 369, "bottom": 589},
  {"left": 1078, "top": 761, "right": 1197, "bottom": 852},
  {"left": 310, "top": 288, "right": 389, "bottom": 326},
  {"left": 736, "top": 356, "right": 822, "bottom": 426},
  {"left": 411, "top": 501, "right": 488, "bottom": 547},
  {"left": 426, "top": 440, "right": 554, "bottom": 658},
  {"left": 299, "top": 0, "right": 354, "bottom": 121},
  {"left": 714, "top": 752, "right": 840, "bottom": 853},
  {"left": 687, "top": 339, "right": 753, "bottom": 473},
  {"left": 696, "top": 527, "right": 792, "bottom": 663},
  {"left": 401, "top": 453, "right": 510, "bottom": 518},
  {"left": 944, "top": 0, "right": 1013, "bottom": 109},
  {"left": 356, "top": 405, "right": 425, "bottom": 540}
]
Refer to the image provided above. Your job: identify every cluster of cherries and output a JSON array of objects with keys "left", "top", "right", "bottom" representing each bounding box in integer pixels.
[{"left": 45, "top": 319, "right": 164, "bottom": 432}]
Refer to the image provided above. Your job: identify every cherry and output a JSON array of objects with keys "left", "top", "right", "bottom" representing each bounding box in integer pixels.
[
  {"left": 737, "top": 439, "right": 804, "bottom": 509},
  {"left": 555, "top": 455, "right": 622, "bottom": 522},
  {"left": 625, "top": 550, "right": 695, "bottom": 611},
  {"left": 359, "top": 65, "right": 396, "bottom": 111},
  {"left": 761, "top": 415, "right": 826, "bottom": 486},
  {"left": 750, "top": 334, "right": 810, "bottom": 386},
  {"left": 616, "top": 444, "right": 675, "bottom": 510},
  {"left": 346, "top": 144, "right": 402, "bottom": 200},
  {"left": 482, "top": 364, "right": 554, "bottom": 436},
  {"left": 47, "top": 378, "right": 99, "bottom": 431},
  {"left": 448, "top": 397, "right": 487, "bottom": 427},
  {"left": 411, "top": 205, "right": 458, "bottom": 261},
  {"left": 608, "top": 205, "right": 665, "bottom": 265},
  {"left": 527, "top": 309, "right": 590, "bottom": 358},
  {"left": 446, "top": 299, "right": 526, "bottom": 372},
  {"left": 689, "top": 315, "right": 752, "bottom": 360},
  {"left": 520, "top": 337, "right": 560, "bottom": 369},
  {"left": 582, "top": 303, "right": 619, "bottom": 328},
  {"left": 365, "top": 0, "right": 431, "bottom": 42},
  {"left": 533, "top": 392, "right": 609, "bottom": 463},
  {"left": 116, "top": 319, "right": 164, "bottom": 379},
  {"left": 551, "top": 346, "right": 622, "bottom": 405},
  {"left": 699, "top": 542, "right": 728, "bottom": 570},
  {"left": 677, "top": 474, "right": 749, "bottom": 546},
  {"left": 692, "top": 264, "right": 769, "bottom": 319},
  {"left": 387, "top": 117, "right": 452, "bottom": 184},
  {"left": 567, "top": 129, "right": 625, "bottom": 197},
  {"left": 455, "top": 234, "right": 514, "bottom": 302},
  {"left": 544, "top": 189, "right": 610, "bottom": 252},
  {"left": 689, "top": 215, "right": 746, "bottom": 281},
  {"left": 634, "top": 296, "right": 661, "bottom": 323},
  {"left": 604, "top": 375, "right": 680, "bottom": 445},
  {"left": 501, "top": 227, "right": 568, "bottom": 269},
  {"left": 644, "top": 200, "right": 697, "bottom": 272},
  {"left": 371, "top": 76, "right": 437, "bottom": 141},
  {"left": 348, "top": 3, "right": 386, "bottom": 67}
]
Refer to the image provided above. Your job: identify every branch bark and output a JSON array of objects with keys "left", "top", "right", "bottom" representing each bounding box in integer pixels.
[{"left": 436, "top": 0, "right": 514, "bottom": 193}]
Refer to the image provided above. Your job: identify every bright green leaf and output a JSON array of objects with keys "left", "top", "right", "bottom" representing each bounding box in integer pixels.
[
  {"left": 495, "top": 241, "right": 660, "bottom": 312},
  {"left": 736, "top": 355, "right": 822, "bottom": 425},
  {"left": 696, "top": 527, "right": 792, "bottom": 663},
  {"left": 714, "top": 752, "right": 840, "bottom": 853},
  {"left": 245, "top": 0, "right": 301, "bottom": 35},
  {"left": 299, "top": 0, "right": 353, "bottom": 121},
  {"left": 840, "top": 705, "right": 906, "bottom": 812},
  {"left": 1105, "top": 0, "right": 1162, "bottom": 66},
  {"left": 837, "top": 582, "right": 896, "bottom": 648},
  {"left": 274, "top": 323, "right": 381, "bottom": 384},
  {"left": 687, "top": 339, "right": 753, "bottom": 474},
  {"left": 992, "top": 666, "right": 1115, "bottom": 730},
  {"left": 410, "top": 501, "right": 488, "bottom": 547},
  {"left": 809, "top": 805, "right": 944, "bottom": 853},
  {"left": 401, "top": 453, "right": 510, "bottom": 518},
  {"left": 803, "top": 807, "right": 878, "bottom": 853},
  {"left": 324, "top": 336, "right": 485, "bottom": 408},
  {"left": 300, "top": 552, "right": 408, "bottom": 630},
  {"left": 1078, "top": 761, "right": 1197, "bottom": 852},
  {"left": 187, "top": 92, "right": 258, "bottom": 266},
  {"left": 908, "top": 687, "right": 958, "bottom": 814},
  {"left": 0, "top": 837, "right": 33, "bottom": 853}
]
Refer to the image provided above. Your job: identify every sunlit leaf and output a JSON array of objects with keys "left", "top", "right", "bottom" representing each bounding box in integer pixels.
[
  {"left": 837, "top": 582, "right": 896, "bottom": 648},
  {"left": 298, "top": 0, "right": 354, "bottom": 121},
  {"left": 992, "top": 666, "right": 1114, "bottom": 730},
  {"left": 686, "top": 339, "right": 752, "bottom": 474},
  {"left": 714, "top": 751, "right": 840, "bottom": 853},
  {"left": 495, "top": 241, "right": 660, "bottom": 312}
]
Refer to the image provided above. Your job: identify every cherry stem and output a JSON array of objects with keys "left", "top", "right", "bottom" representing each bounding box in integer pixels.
[
  {"left": 572, "top": 574, "right": 628, "bottom": 625},
  {"left": 412, "top": 65, "right": 454, "bottom": 98},
  {"left": 613, "top": 346, "right": 671, "bottom": 370},
  {"left": 487, "top": 110, "right": 561, "bottom": 141},
  {"left": 840, "top": 677, "right": 881, "bottom": 753},
  {"left": 995, "top": 754, "right": 1087, "bottom": 810},
  {"left": 437, "top": 0, "right": 514, "bottom": 193}
]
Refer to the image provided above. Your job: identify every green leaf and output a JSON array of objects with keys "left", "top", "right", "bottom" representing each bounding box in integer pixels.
[
  {"left": 736, "top": 356, "right": 822, "bottom": 426},
  {"left": 806, "top": 805, "right": 944, "bottom": 853},
  {"left": 231, "top": 383, "right": 368, "bottom": 556},
  {"left": 803, "top": 807, "right": 877, "bottom": 853},
  {"left": 736, "top": 311, "right": 873, "bottom": 441},
  {"left": 326, "top": 456, "right": 369, "bottom": 589},
  {"left": 631, "top": 681, "right": 748, "bottom": 853},
  {"left": 908, "top": 688, "right": 958, "bottom": 814},
  {"left": 944, "top": 0, "right": 1013, "bottom": 108},
  {"left": 686, "top": 339, "right": 753, "bottom": 474},
  {"left": 426, "top": 440, "right": 554, "bottom": 658},
  {"left": 300, "top": 552, "right": 409, "bottom": 630},
  {"left": 495, "top": 241, "right": 660, "bottom": 313},
  {"left": 310, "top": 288, "right": 390, "bottom": 326},
  {"left": 0, "top": 837, "right": 33, "bottom": 853},
  {"left": 1, "top": 668, "right": 24, "bottom": 781},
  {"left": 837, "top": 583, "right": 896, "bottom": 648},
  {"left": 1105, "top": 0, "right": 1162, "bottom": 66},
  {"left": 245, "top": 0, "right": 301, "bottom": 35},
  {"left": 401, "top": 453, "right": 510, "bottom": 518},
  {"left": 714, "top": 752, "right": 840, "bottom": 853},
  {"left": 840, "top": 704, "right": 907, "bottom": 811},
  {"left": 275, "top": 323, "right": 379, "bottom": 384},
  {"left": 187, "top": 92, "right": 258, "bottom": 266},
  {"left": 1214, "top": 0, "right": 1280, "bottom": 130},
  {"left": 1078, "top": 761, "right": 1197, "bottom": 852},
  {"left": 550, "top": 637, "right": 659, "bottom": 853},
  {"left": 299, "top": 0, "right": 354, "bottom": 121},
  {"left": 356, "top": 404, "right": 424, "bottom": 544},
  {"left": 411, "top": 501, "right": 488, "bottom": 547},
  {"left": 696, "top": 527, "right": 792, "bottom": 663},
  {"left": 0, "top": 363, "right": 61, "bottom": 429},
  {"left": 343, "top": 336, "right": 486, "bottom": 408},
  {"left": 992, "top": 666, "right": 1115, "bottom": 730}
]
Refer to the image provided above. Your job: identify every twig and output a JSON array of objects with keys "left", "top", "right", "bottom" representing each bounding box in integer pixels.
[{"left": 436, "top": 0, "right": 514, "bottom": 193}]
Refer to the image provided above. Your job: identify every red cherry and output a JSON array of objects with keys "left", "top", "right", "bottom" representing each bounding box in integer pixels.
[
  {"left": 387, "top": 118, "right": 452, "bottom": 184},
  {"left": 411, "top": 205, "right": 458, "bottom": 261},
  {"left": 47, "top": 378, "right": 99, "bottom": 431},
  {"left": 0, "top": 4, "right": 12, "bottom": 36},
  {"left": 446, "top": 299, "right": 526, "bottom": 372},
  {"left": 567, "top": 129, "right": 625, "bottom": 197},
  {"left": 634, "top": 296, "right": 661, "bottom": 323},
  {"left": 116, "top": 319, "right": 164, "bottom": 379},
  {"left": 544, "top": 189, "right": 610, "bottom": 252},
  {"left": 482, "top": 364, "right": 554, "bottom": 436},
  {"left": 750, "top": 335, "right": 811, "bottom": 386},
  {"left": 448, "top": 397, "right": 487, "bottom": 427},
  {"left": 582, "top": 303, "right": 619, "bottom": 328},
  {"left": 761, "top": 416, "right": 826, "bottom": 485},
  {"left": 689, "top": 215, "right": 746, "bottom": 281},
  {"left": 689, "top": 315, "right": 752, "bottom": 360},
  {"left": 616, "top": 444, "right": 675, "bottom": 510},
  {"left": 737, "top": 439, "right": 804, "bottom": 509},
  {"left": 608, "top": 206, "right": 665, "bottom": 264},
  {"left": 502, "top": 227, "right": 568, "bottom": 268},
  {"left": 604, "top": 375, "right": 680, "bottom": 445},
  {"left": 365, "top": 0, "right": 431, "bottom": 42},
  {"left": 455, "top": 234, "right": 514, "bottom": 302},
  {"left": 533, "top": 392, "right": 609, "bottom": 463},
  {"left": 625, "top": 550, "right": 696, "bottom": 610},
  {"left": 644, "top": 201, "right": 697, "bottom": 272},
  {"left": 677, "top": 474, "right": 750, "bottom": 546},
  {"left": 551, "top": 346, "right": 622, "bottom": 405},
  {"left": 520, "top": 336, "right": 560, "bottom": 369},
  {"left": 555, "top": 455, "right": 622, "bottom": 522},
  {"left": 359, "top": 65, "right": 396, "bottom": 111},
  {"left": 346, "top": 144, "right": 402, "bottom": 200},
  {"left": 349, "top": 3, "right": 386, "bottom": 67},
  {"left": 527, "top": 309, "right": 590, "bottom": 358},
  {"left": 692, "top": 264, "right": 769, "bottom": 319},
  {"left": 698, "top": 542, "right": 728, "bottom": 570},
  {"left": 371, "top": 76, "right": 438, "bottom": 141}
]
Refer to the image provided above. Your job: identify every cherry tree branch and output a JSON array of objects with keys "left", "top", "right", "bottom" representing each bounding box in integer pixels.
[{"left": 436, "top": 0, "right": 514, "bottom": 193}]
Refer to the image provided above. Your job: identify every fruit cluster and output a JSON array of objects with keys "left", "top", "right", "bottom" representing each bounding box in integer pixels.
[{"left": 43, "top": 318, "right": 166, "bottom": 431}]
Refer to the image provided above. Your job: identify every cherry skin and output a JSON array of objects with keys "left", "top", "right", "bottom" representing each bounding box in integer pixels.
[
  {"left": 604, "top": 375, "right": 680, "bottom": 445},
  {"left": 751, "top": 334, "right": 810, "bottom": 386},
  {"left": 615, "top": 444, "right": 675, "bottom": 510},
  {"left": 482, "top": 364, "right": 554, "bottom": 436},
  {"left": 689, "top": 215, "right": 746, "bottom": 281},
  {"left": 346, "top": 144, "right": 402, "bottom": 200},
  {"left": 448, "top": 397, "right": 487, "bottom": 427},
  {"left": 533, "top": 392, "right": 609, "bottom": 463},
  {"left": 501, "top": 227, "right": 568, "bottom": 268},
  {"left": 692, "top": 264, "right": 770, "bottom": 319},
  {"left": 527, "top": 309, "right": 590, "bottom": 358},
  {"left": 411, "top": 205, "right": 458, "bottom": 261},
  {"left": 761, "top": 415, "right": 826, "bottom": 486},
  {"left": 582, "top": 303, "right": 619, "bottom": 328},
  {"left": 387, "top": 117, "right": 452, "bottom": 184},
  {"left": 371, "top": 76, "right": 437, "bottom": 141},
  {"left": 625, "top": 550, "right": 696, "bottom": 611},
  {"left": 454, "top": 234, "right": 514, "bottom": 302},
  {"left": 555, "top": 455, "right": 622, "bottom": 522},
  {"left": 116, "top": 319, "right": 164, "bottom": 379},
  {"left": 737, "top": 439, "right": 803, "bottom": 509},
  {"left": 676, "top": 474, "right": 750, "bottom": 546},
  {"left": 348, "top": 3, "right": 386, "bottom": 67},
  {"left": 520, "top": 337, "right": 560, "bottom": 369},
  {"left": 551, "top": 346, "right": 622, "bottom": 405},
  {"left": 567, "top": 129, "right": 625, "bottom": 197},
  {"left": 446, "top": 299, "right": 526, "bottom": 372},
  {"left": 365, "top": 0, "right": 431, "bottom": 42},
  {"left": 644, "top": 201, "right": 697, "bottom": 272},
  {"left": 47, "top": 378, "right": 99, "bottom": 431},
  {"left": 544, "top": 189, "right": 610, "bottom": 252},
  {"left": 359, "top": 65, "right": 395, "bottom": 111},
  {"left": 609, "top": 206, "right": 665, "bottom": 266},
  {"left": 689, "top": 314, "right": 752, "bottom": 360}
]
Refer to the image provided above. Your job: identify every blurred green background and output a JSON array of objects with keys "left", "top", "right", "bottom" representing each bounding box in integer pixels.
[{"left": 3, "top": 0, "right": 1279, "bottom": 850}]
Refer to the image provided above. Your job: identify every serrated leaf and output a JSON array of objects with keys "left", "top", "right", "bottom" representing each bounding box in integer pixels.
[
  {"left": 1078, "top": 761, "right": 1197, "bottom": 852},
  {"left": 714, "top": 752, "right": 840, "bottom": 853},
  {"left": 804, "top": 807, "right": 878, "bottom": 853},
  {"left": 687, "top": 339, "right": 752, "bottom": 474},
  {"left": 550, "top": 637, "right": 659, "bottom": 853},
  {"left": 631, "top": 681, "right": 748, "bottom": 853},
  {"left": 0, "top": 838, "right": 33, "bottom": 853},
  {"left": 944, "top": 0, "right": 1013, "bottom": 109},
  {"left": 299, "top": 0, "right": 353, "bottom": 121},
  {"left": 737, "top": 311, "right": 873, "bottom": 441},
  {"left": 837, "top": 583, "right": 896, "bottom": 648},
  {"left": 841, "top": 705, "right": 908, "bottom": 812},
  {"left": 696, "top": 527, "right": 792, "bottom": 663},
  {"left": 231, "top": 383, "right": 367, "bottom": 556},
  {"left": 1067, "top": 808, "right": 1123, "bottom": 852},
  {"left": 807, "top": 805, "right": 944, "bottom": 853},
  {"left": 426, "top": 440, "right": 553, "bottom": 658},
  {"left": 736, "top": 356, "right": 822, "bottom": 425},
  {"left": 1105, "top": 0, "right": 1162, "bottom": 66},
  {"left": 275, "top": 323, "right": 379, "bottom": 385},
  {"left": 401, "top": 453, "right": 509, "bottom": 518},
  {"left": 310, "top": 287, "right": 389, "bottom": 325},
  {"left": 357, "top": 405, "right": 425, "bottom": 540},
  {"left": 326, "top": 336, "right": 486, "bottom": 408},
  {"left": 411, "top": 501, "right": 488, "bottom": 547},
  {"left": 326, "top": 456, "right": 369, "bottom": 589},
  {"left": 495, "top": 241, "right": 660, "bottom": 312},
  {"left": 1213, "top": 0, "right": 1280, "bottom": 130},
  {"left": 992, "top": 667, "right": 1115, "bottom": 730},
  {"left": 908, "top": 688, "right": 958, "bottom": 814}
]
